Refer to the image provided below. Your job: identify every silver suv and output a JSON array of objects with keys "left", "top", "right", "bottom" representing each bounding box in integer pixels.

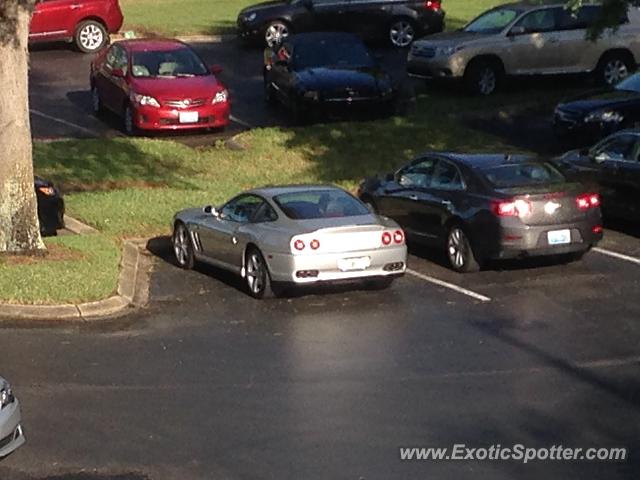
[{"left": 407, "top": 2, "right": 640, "bottom": 95}]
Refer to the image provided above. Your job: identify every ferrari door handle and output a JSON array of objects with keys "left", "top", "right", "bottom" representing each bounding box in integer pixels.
[
  {"left": 441, "top": 200, "right": 452, "bottom": 206},
  {"left": 70, "top": 4, "right": 82, "bottom": 9}
]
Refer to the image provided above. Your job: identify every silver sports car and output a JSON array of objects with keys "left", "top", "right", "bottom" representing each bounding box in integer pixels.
[
  {"left": 172, "top": 185, "right": 407, "bottom": 298},
  {"left": 0, "top": 376, "right": 25, "bottom": 459}
]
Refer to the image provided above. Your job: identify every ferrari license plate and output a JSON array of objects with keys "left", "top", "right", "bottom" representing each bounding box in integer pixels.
[
  {"left": 547, "top": 229, "right": 571, "bottom": 245},
  {"left": 179, "top": 111, "right": 199, "bottom": 123},
  {"left": 338, "top": 256, "right": 371, "bottom": 272}
]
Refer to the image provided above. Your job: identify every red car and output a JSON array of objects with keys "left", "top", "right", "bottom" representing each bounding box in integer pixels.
[
  {"left": 29, "top": 0, "right": 123, "bottom": 53},
  {"left": 90, "top": 39, "right": 231, "bottom": 135}
]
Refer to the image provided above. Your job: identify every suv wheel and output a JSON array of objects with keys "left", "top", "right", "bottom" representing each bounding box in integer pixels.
[
  {"left": 264, "top": 21, "right": 290, "bottom": 47},
  {"left": 389, "top": 19, "right": 416, "bottom": 48},
  {"left": 75, "top": 20, "right": 108, "bottom": 53},
  {"left": 465, "top": 60, "right": 500, "bottom": 96},
  {"left": 598, "top": 53, "right": 632, "bottom": 86}
]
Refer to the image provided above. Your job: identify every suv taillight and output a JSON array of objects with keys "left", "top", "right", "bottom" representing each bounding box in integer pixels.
[{"left": 424, "top": 0, "right": 441, "bottom": 11}]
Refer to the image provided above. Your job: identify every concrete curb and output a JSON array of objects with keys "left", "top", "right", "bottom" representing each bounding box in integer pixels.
[
  {"left": 0, "top": 236, "right": 154, "bottom": 322},
  {"left": 112, "top": 33, "right": 235, "bottom": 44}
]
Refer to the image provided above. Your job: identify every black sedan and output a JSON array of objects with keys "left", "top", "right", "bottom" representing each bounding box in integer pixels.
[
  {"left": 238, "top": 0, "right": 445, "bottom": 48},
  {"left": 554, "top": 73, "right": 640, "bottom": 140},
  {"left": 554, "top": 130, "right": 640, "bottom": 222},
  {"left": 263, "top": 32, "right": 396, "bottom": 123},
  {"left": 358, "top": 153, "right": 603, "bottom": 272},
  {"left": 35, "top": 177, "right": 65, "bottom": 236}
]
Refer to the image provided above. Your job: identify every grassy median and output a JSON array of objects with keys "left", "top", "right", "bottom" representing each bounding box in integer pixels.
[{"left": 119, "top": 0, "right": 503, "bottom": 36}]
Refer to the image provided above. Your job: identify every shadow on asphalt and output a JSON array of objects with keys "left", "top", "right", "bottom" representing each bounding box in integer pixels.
[
  {"left": 605, "top": 218, "right": 640, "bottom": 239},
  {"left": 146, "top": 235, "right": 400, "bottom": 299},
  {"left": 408, "top": 241, "right": 581, "bottom": 273},
  {"left": 0, "top": 471, "right": 149, "bottom": 480}
]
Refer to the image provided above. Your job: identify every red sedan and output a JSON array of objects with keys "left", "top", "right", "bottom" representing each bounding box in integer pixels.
[
  {"left": 90, "top": 39, "right": 231, "bottom": 135},
  {"left": 29, "top": 0, "right": 123, "bottom": 53}
]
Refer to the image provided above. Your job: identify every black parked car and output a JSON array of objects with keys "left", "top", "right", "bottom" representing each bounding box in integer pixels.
[
  {"left": 554, "top": 73, "right": 640, "bottom": 140},
  {"left": 264, "top": 32, "right": 396, "bottom": 122},
  {"left": 554, "top": 130, "right": 640, "bottom": 222},
  {"left": 35, "top": 177, "right": 65, "bottom": 236},
  {"left": 358, "top": 153, "right": 603, "bottom": 272},
  {"left": 237, "top": 0, "right": 445, "bottom": 48}
]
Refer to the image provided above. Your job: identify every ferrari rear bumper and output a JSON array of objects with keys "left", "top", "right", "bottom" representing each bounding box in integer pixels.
[{"left": 267, "top": 246, "right": 407, "bottom": 283}]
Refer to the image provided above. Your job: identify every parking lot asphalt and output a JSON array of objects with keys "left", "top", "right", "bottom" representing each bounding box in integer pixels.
[
  {"left": 1, "top": 229, "right": 640, "bottom": 479},
  {"left": 29, "top": 39, "right": 409, "bottom": 146}
]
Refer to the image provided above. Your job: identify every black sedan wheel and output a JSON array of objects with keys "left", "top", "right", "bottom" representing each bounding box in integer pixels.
[
  {"left": 446, "top": 226, "right": 480, "bottom": 273},
  {"left": 264, "top": 21, "right": 290, "bottom": 47},
  {"left": 389, "top": 19, "right": 416, "bottom": 48},
  {"left": 173, "top": 223, "right": 195, "bottom": 270},
  {"left": 245, "top": 247, "right": 273, "bottom": 299}
]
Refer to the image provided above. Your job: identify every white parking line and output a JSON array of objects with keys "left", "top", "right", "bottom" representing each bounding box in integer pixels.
[
  {"left": 593, "top": 247, "right": 640, "bottom": 266},
  {"left": 229, "top": 115, "right": 253, "bottom": 129},
  {"left": 30, "top": 109, "right": 100, "bottom": 137},
  {"left": 406, "top": 269, "right": 492, "bottom": 303}
]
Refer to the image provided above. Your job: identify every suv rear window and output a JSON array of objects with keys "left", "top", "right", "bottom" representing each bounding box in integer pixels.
[
  {"left": 480, "top": 163, "right": 566, "bottom": 188},
  {"left": 274, "top": 190, "right": 369, "bottom": 219}
]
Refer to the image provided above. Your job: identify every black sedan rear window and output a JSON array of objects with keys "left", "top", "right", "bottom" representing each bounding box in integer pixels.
[
  {"left": 480, "top": 163, "right": 566, "bottom": 188},
  {"left": 274, "top": 190, "right": 369, "bottom": 219}
]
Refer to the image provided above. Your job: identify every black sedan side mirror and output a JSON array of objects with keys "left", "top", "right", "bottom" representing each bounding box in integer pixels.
[{"left": 385, "top": 172, "right": 394, "bottom": 182}]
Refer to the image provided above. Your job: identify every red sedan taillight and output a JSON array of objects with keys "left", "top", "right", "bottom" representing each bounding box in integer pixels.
[{"left": 576, "top": 193, "right": 600, "bottom": 211}]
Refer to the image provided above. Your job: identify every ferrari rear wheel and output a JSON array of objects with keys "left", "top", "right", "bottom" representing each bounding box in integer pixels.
[
  {"left": 173, "top": 222, "right": 195, "bottom": 270},
  {"left": 245, "top": 247, "right": 273, "bottom": 299}
]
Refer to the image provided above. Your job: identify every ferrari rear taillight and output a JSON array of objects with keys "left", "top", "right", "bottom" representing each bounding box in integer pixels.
[
  {"left": 310, "top": 239, "right": 320, "bottom": 250},
  {"left": 424, "top": 0, "right": 441, "bottom": 11},
  {"left": 393, "top": 229, "right": 404, "bottom": 244},
  {"left": 382, "top": 231, "right": 392, "bottom": 245},
  {"left": 293, "top": 239, "right": 305, "bottom": 251},
  {"left": 492, "top": 199, "right": 532, "bottom": 217},
  {"left": 576, "top": 193, "right": 600, "bottom": 211}
]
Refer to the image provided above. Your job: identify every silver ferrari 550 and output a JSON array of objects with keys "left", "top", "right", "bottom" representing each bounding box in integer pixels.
[
  {"left": 0, "top": 376, "right": 25, "bottom": 459},
  {"left": 172, "top": 185, "right": 407, "bottom": 298}
]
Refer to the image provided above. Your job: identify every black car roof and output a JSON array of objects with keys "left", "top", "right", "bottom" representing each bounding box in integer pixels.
[{"left": 423, "top": 152, "right": 538, "bottom": 169}]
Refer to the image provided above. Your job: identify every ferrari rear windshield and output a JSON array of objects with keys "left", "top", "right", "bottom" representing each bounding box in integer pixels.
[
  {"left": 480, "top": 162, "right": 566, "bottom": 188},
  {"left": 274, "top": 190, "right": 370, "bottom": 219},
  {"left": 131, "top": 48, "right": 209, "bottom": 78}
]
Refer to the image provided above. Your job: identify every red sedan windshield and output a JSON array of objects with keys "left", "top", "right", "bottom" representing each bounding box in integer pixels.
[{"left": 131, "top": 48, "right": 209, "bottom": 78}]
